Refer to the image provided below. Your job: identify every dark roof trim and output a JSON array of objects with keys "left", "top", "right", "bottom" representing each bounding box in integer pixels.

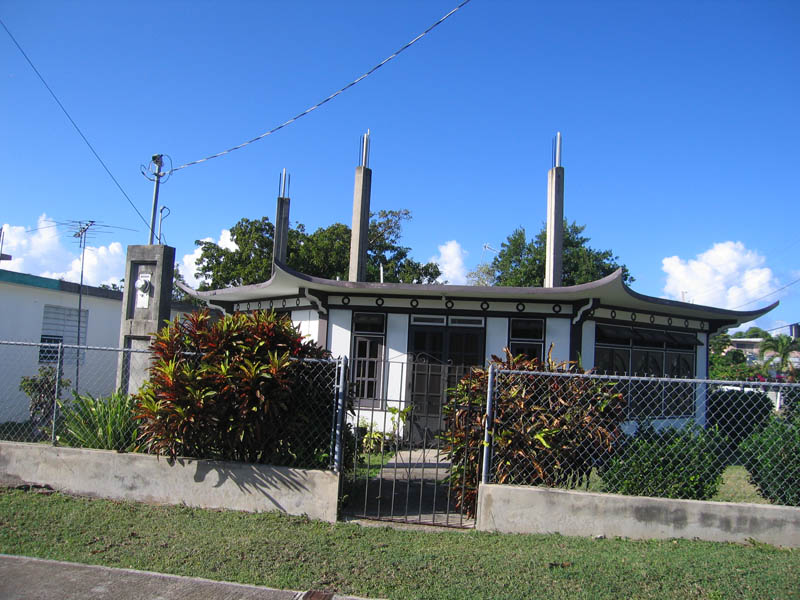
[
  {"left": 178, "top": 261, "right": 778, "bottom": 327},
  {"left": 620, "top": 280, "right": 779, "bottom": 321},
  {"left": 1, "top": 268, "right": 123, "bottom": 301}
]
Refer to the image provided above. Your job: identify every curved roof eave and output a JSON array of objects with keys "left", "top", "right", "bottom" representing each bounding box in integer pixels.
[
  {"left": 178, "top": 261, "right": 778, "bottom": 324},
  {"left": 618, "top": 280, "right": 779, "bottom": 322},
  {"left": 184, "top": 261, "right": 625, "bottom": 301}
]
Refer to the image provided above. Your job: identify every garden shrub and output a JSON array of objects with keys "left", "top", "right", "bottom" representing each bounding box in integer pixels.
[
  {"left": 441, "top": 349, "right": 625, "bottom": 518},
  {"left": 782, "top": 386, "right": 799, "bottom": 422},
  {"left": 18, "top": 366, "right": 70, "bottom": 440},
  {"left": 739, "top": 415, "right": 800, "bottom": 506},
  {"left": 135, "top": 309, "right": 346, "bottom": 469},
  {"left": 599, "top": 424, "right": 726, "bottom": 500},
  {"left": 59, "top": 391, "right": 138, "bottom": 452},
  {"left": 706, "top": 388, "right": 773, "bottom": 463}
]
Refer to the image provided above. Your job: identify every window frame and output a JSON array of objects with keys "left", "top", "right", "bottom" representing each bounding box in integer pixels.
[
  {"left": 594, "top": 323, "right": 697, "bottom": 418},
  {"left": 508, "top": 317, "right": 545, "bottom": 362},
  {"left": 351, "top": 312, "right": 387, "bottom": 409}
]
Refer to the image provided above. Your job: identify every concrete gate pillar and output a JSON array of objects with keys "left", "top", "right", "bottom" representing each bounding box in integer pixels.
[{"left": 116, "top": 245, "right": 175, "bottom": 395}]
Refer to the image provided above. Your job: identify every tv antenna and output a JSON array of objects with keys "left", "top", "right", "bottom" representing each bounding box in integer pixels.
[
  {"left": 65, "top": 219, "right": 137, "bottom": 391},
  {"left": 0, "top": 226, "right": 11, "bottom": 262}
]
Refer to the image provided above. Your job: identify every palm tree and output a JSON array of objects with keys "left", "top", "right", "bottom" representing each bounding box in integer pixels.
[{"left": 758, "top": 334, "right": 800, "bottom": 374}]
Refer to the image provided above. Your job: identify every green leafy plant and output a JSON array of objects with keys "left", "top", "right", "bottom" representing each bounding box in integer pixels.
[
  {"left": 19, "top": 366, "right": 71, "bottom": 440},
  {"left": 600, "top": 424, "right": 727, "bottom": 500},
  {"left": 357, "top": 419, "right": 387, "bottom": 454},
  {"left": 739, "top": 414, "right": 800, "bottom": 506},
  {"left": 706, "top": 388, "right": 773, "bottom": 463},
  {"left": 59, "top": 391, "right": 138, "bottom": 452},
  {"left": 441, "top": 348, "right": 626, "bottom": 517},
  {"left": 134, "top": 309, "right": 340, "bottom": 469}
]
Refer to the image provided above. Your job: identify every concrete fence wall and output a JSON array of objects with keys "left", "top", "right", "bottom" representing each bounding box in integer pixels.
[
  {"left": 0, "top": 442, "right": 340, "bottom": 523},
  {"left": 476, "top": 483, "right": 800, "bottom": 547}
]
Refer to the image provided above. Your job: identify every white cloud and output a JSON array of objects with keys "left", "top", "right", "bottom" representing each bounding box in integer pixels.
[
  {"left": 431, "top": 240, "right": 467, "bottom": 285},
  {"left": 662, "top": 241, "right": 779, "bottom": 309},
  {"left": 180, "top": 229, "right": 237, "bottom": 289},
  {"left": 218, "top": 229, "right": 237, "bottom": 251},
  {"left": 42, "top": 242, "right": 125, "bottom": 287},
  {"left": 2, "top": 214, "right": 124, "bottom": 286}
]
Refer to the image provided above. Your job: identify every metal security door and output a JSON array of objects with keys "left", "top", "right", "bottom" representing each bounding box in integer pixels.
[{"left": 343, "top": 325, "right": 484, "bottom": 527}]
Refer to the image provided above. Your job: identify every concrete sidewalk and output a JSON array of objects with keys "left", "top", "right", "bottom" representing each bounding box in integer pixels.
[{"left": 0, "top": 555, "right": 376, "bottom": 600}]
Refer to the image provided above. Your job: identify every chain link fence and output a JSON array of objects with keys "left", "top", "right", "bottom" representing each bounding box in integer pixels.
[
  {"left": 0, "top": 340, "right": 150, "bottom": 446},
  {"left": 482, "top": 368, "right": 800, "bottom": 507},
  {"left": 0, "top": 340, "right": 346, "bottom": 471}
]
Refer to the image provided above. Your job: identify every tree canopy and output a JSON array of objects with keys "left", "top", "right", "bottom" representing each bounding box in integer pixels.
[
  {"left": 467, "top": 221, "right": 633, "bottom": 287},
  {"left": 193, "top": 209, "right": 441, "bottom": 290},
  {"left": 732, "top": 326, "right": 771, "bottom": 339}
]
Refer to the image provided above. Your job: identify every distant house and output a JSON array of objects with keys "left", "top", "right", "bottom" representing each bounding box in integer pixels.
[
  {"left": 0, "top": 269, "right": 192, "bottom": 423},
  {"left": 727, "top": 335, "right": 800, "bottom": 371},
  {"left": 727, "top": 338, "right": 764, "bottom": 365}
]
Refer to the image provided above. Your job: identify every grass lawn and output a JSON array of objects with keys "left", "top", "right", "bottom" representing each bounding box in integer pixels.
[
  {"left": 354, "top": 450, "right": 396, "bottom": 480},
  {"left": 582, "top": 465, "right": 768, "bottom": 505},
  {"left": 2, "top": 487, "right": 798, "bottom": 599}
]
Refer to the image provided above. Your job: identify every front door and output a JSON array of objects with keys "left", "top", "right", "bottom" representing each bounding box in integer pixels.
[
  {"left": 344, "top": 318, "right": 485, "bottom": 528},
  {"left": 408, "top": 324, "right": 484, "bottom": 444}
]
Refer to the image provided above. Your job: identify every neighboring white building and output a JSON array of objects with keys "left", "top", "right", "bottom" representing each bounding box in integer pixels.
[{"left": 0, "top": 269, "right": 192, "bottom": 423}]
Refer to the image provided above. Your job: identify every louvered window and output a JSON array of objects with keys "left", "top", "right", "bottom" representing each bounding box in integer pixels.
[{"left": 39, "top": 305, "right": 88, "bottom": 364}]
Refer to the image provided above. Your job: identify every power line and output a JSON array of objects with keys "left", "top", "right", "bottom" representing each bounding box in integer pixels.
[
  {"left": 170, "top": 0, "right": 473, "bottom": 173},
  {"left": 731, "top": 276, "right": 800, "bottom": 310},
  {"left": 0, "top": 17, "right": 152, "bottom": 235}
]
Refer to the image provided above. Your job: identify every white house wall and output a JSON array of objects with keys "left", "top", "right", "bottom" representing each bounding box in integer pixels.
[
  {"left": 291, "top": 309, "right": 319, "bottom": 345},
  {"left": 580, "top": 320, "right": 596, "bottom": 370},
  {"left": 545, "top": 318, "right": 571, "bottom": 363},
  {"left": 485, "top": 317, "right": 508, "bottom": 365},
  {"left": 327, "top": 309, "right": 351, "bottom": 359},
  {"left": 384, "top": 313, "right": 409, "bottom": 405},
  {"left": 695, "top": 332, "right": 708, "bottom": 379},
  {"left": 0, "top": 281, "right": 123, "bottom": 423}
]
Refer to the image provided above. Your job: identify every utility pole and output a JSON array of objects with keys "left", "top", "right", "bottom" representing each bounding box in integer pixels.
[
  {"left": 73, "top": 220, "right": 95, "bottom": 392},
  {"left": 148, "top": 154, "right": 164, "bottom": 244}
]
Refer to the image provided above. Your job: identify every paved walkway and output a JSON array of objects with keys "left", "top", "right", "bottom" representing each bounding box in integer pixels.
[{"left": 0, "top": 555, "right": 377, "bottom": 600}]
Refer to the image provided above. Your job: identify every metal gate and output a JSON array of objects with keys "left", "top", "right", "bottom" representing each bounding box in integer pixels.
[{"left": 341, "top": 357, "right": 484, "bottom": 528}]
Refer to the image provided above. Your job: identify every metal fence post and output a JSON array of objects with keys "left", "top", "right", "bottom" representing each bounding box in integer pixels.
[
  {"left": 51, "top": 342, "right": 63, "bottom": 445},
  {"left": 481, "top": 362, "right": 496, "bottom": 485},
  {"left": 333, "top": 356, "right": 349, "bottom": 473}
]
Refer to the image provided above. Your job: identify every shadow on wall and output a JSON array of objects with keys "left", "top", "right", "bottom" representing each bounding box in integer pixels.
[{"left": 190, "top": 458, "right": 312, "bottom": 512}]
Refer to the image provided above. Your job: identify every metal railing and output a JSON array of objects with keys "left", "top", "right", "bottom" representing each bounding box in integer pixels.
[
  {"left": 345, "top": 357, "right": 484, "bottom": 527},
  {"left": 481, "top": 367, "right": 800, "bottom": 507}
]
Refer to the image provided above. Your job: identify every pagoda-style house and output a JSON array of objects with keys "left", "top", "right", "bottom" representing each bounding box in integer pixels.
[{"left": 182, "top": 133, "right": 776, "bottom": 437}]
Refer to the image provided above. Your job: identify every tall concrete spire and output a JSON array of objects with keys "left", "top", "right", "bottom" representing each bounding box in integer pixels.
[
  {"left": 272, "top": 168, "right": 290, "bottom": 276},
  {"left": 544, "top": 132, "right": 564, "bottom": 288},
  {"left": 349, "top": 130, "right": 372, "bottom": 282}
]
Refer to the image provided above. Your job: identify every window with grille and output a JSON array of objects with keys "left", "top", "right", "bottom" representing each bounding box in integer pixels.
[
  {"left": 351, "top": 313, "right": 386, "bottom": 409},
  {"left": 594, "top": 324, "right": 699, "bottom": 417},
  {"left": 508, "top": 318, "right": 544, "bottom": 361}
]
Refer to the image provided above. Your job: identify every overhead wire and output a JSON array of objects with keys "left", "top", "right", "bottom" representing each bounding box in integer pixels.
[
  {"left": 731, "top": 277, "right": 800, "bottom": 310},
  {"left": 0, "top": 17, "right": 153, "bottom": 235},
  {"left": 170, "top": 0, "right": 472, "bottom": 173}
]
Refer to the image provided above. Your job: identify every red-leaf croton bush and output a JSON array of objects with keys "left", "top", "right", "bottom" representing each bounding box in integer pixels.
[
  {"left": 441, "top": 349, "right": 626, "bottom": 518},
  {"left": 134, "top": 309, "right": 336, "bottom": 468}
]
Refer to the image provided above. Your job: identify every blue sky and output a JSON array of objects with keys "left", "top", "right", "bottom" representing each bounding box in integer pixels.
[{"left": 1, "top": 1, "right": 798, "bottom": 333}]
